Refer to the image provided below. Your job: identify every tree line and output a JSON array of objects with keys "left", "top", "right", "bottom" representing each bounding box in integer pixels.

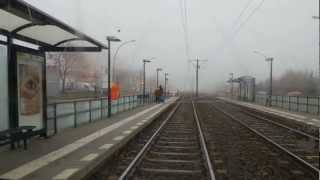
[{"left": 256, "top": 70, "right": 319, "bottom": 96}]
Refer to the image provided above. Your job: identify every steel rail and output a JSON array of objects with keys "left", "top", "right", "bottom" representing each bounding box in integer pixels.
[
  {"left": 220, "top": 100, "right": 319, "bottom": 140},
  {"left": 241, "top": 110, "right": 319, "bottom": 141},
  {"left": 118, "top": 102, "right": 181, "bottom": 180},
  {"left": 192, "top": 101, "right": 216, "bottom": 180},
  {"left": 211, "top": 104, "right": 320, "bottom": 176}
]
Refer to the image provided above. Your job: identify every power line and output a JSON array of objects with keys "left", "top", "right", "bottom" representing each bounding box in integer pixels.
[
  {"left": 210, "top": 0, "right": 266, "bottom": 61},
  {"left": 179, "top": 0, "right": 193, "bottom": 92},
  {"left": 179, "top": 0, "right": 190, "bottom": 59},
  {"left": 233, "top": 0, "right": 265, "bottom": 36},
  {"left": 232, "top": 0, "right": 256, "bottom": 28}
]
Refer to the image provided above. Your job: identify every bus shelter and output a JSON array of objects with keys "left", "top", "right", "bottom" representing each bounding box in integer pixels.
[
  {"left": 0, "top": 0, "right": 107, "bottom": 136},
  {"left": 230, "top": 76, "right": 256, "bottom": 102}
]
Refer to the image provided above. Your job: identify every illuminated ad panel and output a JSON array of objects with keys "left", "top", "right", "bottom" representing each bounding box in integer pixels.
[{"left": 17, "top": 51, "right": 44, "bottom": 130}]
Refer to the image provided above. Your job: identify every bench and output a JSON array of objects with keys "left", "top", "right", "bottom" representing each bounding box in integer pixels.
[{"left": 0, "top": 126, "right": 36, "bottom": 150}]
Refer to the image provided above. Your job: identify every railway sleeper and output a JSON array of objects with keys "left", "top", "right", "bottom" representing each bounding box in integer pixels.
[
  {"left": 141, "top": 159, "right": 202, "bottom": 170},
  {"left": 148, "top": 151, "right": 200, "bottom": 160},
  {"left": 157, "top": 140, "right": 198, "bottom": 146},
  {"left": 154, "top": 144, "right": 198, "bottom": 149},
  {"left": 139, "top": 167, "right": 203, "bottom": 177},
  {"left": 159, "top": 136, "right": 196, "bottom": 141}
]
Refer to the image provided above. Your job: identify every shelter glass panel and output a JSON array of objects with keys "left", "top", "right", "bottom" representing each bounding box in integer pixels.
[
  {"left": 0, "top": 10, "right": 30, "bottom": 31},
  {"left": 0, "top": 45, "right": 8, "bottom": 131},
  {"left": 18, "top": 25, "right": 78, "bottom": 45}
]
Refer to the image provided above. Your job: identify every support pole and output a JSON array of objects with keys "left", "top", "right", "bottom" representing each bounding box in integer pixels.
[
  {"left": 190, "top": 58, "right": 207, "bottom": 97},
  {"left": 143, "top": 61, "right": 146, "bottom": 103},
  {"left": 196, "top": 59, "right": 199, "bottom": 97},
  {"left": 156, "top": 70, "right": 159, "bottom": 88},
  {"left": 107, "top": 40, "right": 111, "bottom": 117},
  {"left": 269, "top": 58, "right": 273, "bottom": 106},
  {"left": 164, "top": 73, "right": 168, "bottom": 98},
  {"left": 230, "top": 73, "right": 234, "bottom": 98}
]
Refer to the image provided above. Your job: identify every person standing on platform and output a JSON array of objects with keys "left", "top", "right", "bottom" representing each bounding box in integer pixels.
[
  {"left": 159, "top": 85, "right": 164, "bottom": 102},
  {"left": 154, "top": 88, "right": 160, "bottom": 103}
]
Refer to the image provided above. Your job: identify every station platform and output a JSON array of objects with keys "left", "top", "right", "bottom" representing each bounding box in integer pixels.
[
  {"left": 218, "top": 97, "right": 320, "bottom": 128},
  {"left": 0, "top": 97, "right": 178, "bottom": 180}
]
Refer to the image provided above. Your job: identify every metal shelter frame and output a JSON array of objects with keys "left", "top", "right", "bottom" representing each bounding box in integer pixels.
[
  {"left": 229, "top": 76, "right": 256, "bottom": 102},
  {"left": 0, "top": 0, "right": 107, "bottom": 51},
  {"left": 0, "top": 0, "right": 108, "bottom": 136}
]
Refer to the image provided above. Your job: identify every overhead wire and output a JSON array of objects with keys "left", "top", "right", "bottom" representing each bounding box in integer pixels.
[
  {"left": 231, "top": 0, "right": 256, "bottom": 29},
  {"left": 177, "top": 0, "right": 266, "bottom": 94},
  {"left": 179, "top": 0, "right": 190, "bottom": 59},
  {"left": 183, "top": 0, "right": 190, "bottom": 59},
  {"left": 179, "top": 0, "right": 193, "bottom": 93},
  {"left": 233, "top": 0, "right": 266, "bottom": 36},
  {"left": 184, "top": 0, "right": 196, "bottom": 93},
  {"left": 211, "top": 0, "right": 266, "bottom": 64},
  {"left": 187, "top": 1, "right": 196, "bottom": 93}
]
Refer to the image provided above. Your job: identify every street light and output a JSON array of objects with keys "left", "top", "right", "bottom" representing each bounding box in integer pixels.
[
  {"left": 164, "top": 73, "right": 169, "bottom": 98},
  {"left": 253, "top": 50, "right": 274, "bottom": 106},
  {"left": 106, "top": 36, "right": 121, "bottom": 117},
  {"left": 142, "top": 57, "right": 155, "bottom": 102},
  {"left": 112, "top": 40, "right": 136, "bottom": 82},
  {"left": 312, "top": 16, "right": 319, "bottom": 79},
  {"left": 156, "top": 68, "right": 163, "bottom": 88},
  {"left": 229, "top": 73, "right": 234, "bottom": 98}
]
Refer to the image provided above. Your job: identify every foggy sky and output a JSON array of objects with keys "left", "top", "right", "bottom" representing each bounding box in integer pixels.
[{"left": 26, "top": 0, "right": 319, "bottom": 93}]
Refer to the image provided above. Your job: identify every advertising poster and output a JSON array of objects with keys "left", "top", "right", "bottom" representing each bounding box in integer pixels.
[{"left": 17, "top": 52, "right": 43, "bottom": 130}]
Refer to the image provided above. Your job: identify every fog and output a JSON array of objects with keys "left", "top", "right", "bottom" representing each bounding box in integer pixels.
[{"left": 26, "top": 0, "right": 319, "bottom": 93}]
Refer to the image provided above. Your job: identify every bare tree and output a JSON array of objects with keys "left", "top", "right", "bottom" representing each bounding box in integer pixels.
[
  {"left": 256, "top": 69, "right": 319, "bottom": 96},
  {"left": 47, "top": 52, "right": 78, "bottom": 93}
]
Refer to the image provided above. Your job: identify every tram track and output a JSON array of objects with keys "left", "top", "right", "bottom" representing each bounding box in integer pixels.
[
  {"left": 118, "top": 100, "right": 215, "bottom": 180},
  {"left": 86, "top": 96, "right": 319, "bottom": 180},
  {"left": 214, "top": 100, "right": 319, "bottom": 173},
  {"left": 199, "top": 99, "right": 319, "bottom": 179},
  {"left": 87, "top": 98, "right": 215, "bottom": 180},
  {"left": 220, "top": 99, "right": 319, "bottom": 138}
]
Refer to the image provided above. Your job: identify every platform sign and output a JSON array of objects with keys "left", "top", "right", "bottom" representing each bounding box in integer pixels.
[{"left": 17, "top": 52, "right": 44, "bottom": 130}]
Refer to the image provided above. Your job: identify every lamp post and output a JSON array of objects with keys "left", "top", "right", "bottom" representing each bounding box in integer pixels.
[
  {"left": 164, "top": 73, "right": 168, "bottom": 98},
  {"left": 143, "top": 58, "right": 154, "bottom": 102},
  {"left": 112, "top": 40, "right": 136, "bottom": 82},
  {"left": 156, "top": 68, "right": 162, "bottom": 88},
  {"left": 106, "top": 36, "right": 121, "bottom": 118},
  {"left": 229, "top": 73, "right": 234, "bottom": 98},
  {"left": 254, "top": 51, "right": 274, "bottom": 106},
  {"left": 312, "top": 16, "right": 319, "bottom": 79}
]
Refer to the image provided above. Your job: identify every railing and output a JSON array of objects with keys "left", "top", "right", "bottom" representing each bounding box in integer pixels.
[
  {"left": 47, "top": 95, "right": 155, "bottom": 135},
  {"left": 255, "top": 95, "right": 320, "bottom": 115}
]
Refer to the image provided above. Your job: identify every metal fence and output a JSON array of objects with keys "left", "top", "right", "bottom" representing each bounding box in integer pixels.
[
  {"left": 47, "top": 95, "right": 155, "bottom": 134},
  {"left": 255, "top": 95, "right": 320, "bottom": 115}
]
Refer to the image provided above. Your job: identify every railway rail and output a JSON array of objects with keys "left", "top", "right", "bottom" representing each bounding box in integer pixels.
[
  {"left": 194, "top": 99, "right": 318, "bottom": 179},
  {"left": 221, "top": 99, "right": 319, "bottom": 138},
  {"left": 88, "top": 99, "right": 215, "bottom": 180},
  {"left": 210, "top": 99, "right": 319, "bottom": 179},
  {"left": 118, "top": 100, "right": 215, "bottom": 180},
  {"left": 87, "top": 97, "right": 318, "bottom": 180}
]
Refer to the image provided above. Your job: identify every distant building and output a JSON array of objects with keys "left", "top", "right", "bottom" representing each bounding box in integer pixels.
[
  {"left": 257, "top": 91, "right": 267, "bottom": 95},
  {"left": 287, "top": 91, "right": 303, "bottom": 96}
]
